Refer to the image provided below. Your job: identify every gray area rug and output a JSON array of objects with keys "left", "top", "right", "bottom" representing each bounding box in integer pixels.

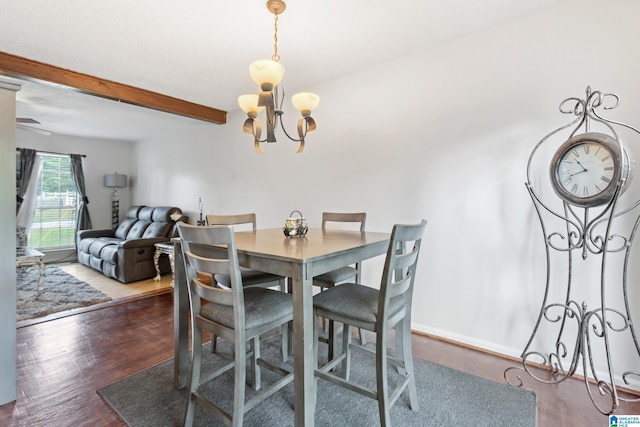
[
  {"left": 16, "top": 264, "right": 111, "bottom": 321},
  {"left": 98, "top": 337, "right": 537, "bottom": 427}
]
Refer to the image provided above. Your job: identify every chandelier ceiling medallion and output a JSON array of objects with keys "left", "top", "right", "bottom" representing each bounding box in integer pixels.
[{"left": 238, "top": 0, "right": 319, "bottom": 154}]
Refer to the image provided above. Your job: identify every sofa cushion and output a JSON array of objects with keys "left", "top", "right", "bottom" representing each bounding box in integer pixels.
[
  {"left": 89, "top": 254, "right": 103, "bottom": 271},
  {"left": 143, "top": 221, "right": 171, "bottom": 238},
  {"left": 124, "top": 205, "right": 143, "bottom": 219},
  {"left": 127, "top": 220, "right": 151, "bottom": 239},
  {"left": 114, "top": 218, "right": 137, "bottom": 240},
  {"left": 138, "top": 207, "right": 155, "bottom": 221},
  {"left": 78, "top": 237, "right": 94, "bottom": 253},
  {"left": 152, "top": 206, "right": 180, "bottom": 222},
  {"left": 100, "top": 245, "right": 119, "bottom": 264},
  {"left": 88, "top": 238, "right": 118, "bottom": 258},
  {"left": 78, "top": 251, "right": 91, "bottom": 266},
  {"left": 102, "top": 262, "right": 117, "bottom": 280}
]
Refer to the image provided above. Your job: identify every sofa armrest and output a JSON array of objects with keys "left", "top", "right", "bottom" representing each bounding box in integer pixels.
[
  {"left": 118, "top": 237, "right": 171, "bottom": 249},
  {"left": 77, "top": 229, "right": 115, "bottom": 239}
]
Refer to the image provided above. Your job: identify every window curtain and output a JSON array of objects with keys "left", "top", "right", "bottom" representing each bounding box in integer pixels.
[
  {"left": 16, "top": 153, "right": 44, "bottom": 237},
  {"left": 16, "top": 148, "right": 37, "bottom": 216},
  {"left": 70, "top": 154, "right": 92, "bottom": 233}
]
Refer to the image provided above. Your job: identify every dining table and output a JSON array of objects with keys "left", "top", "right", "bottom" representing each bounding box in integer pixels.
[{"left": 172, "top": 226, "right": 390, "bottom": 426}]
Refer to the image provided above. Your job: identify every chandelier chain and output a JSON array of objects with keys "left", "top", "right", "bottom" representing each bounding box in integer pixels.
[{"left": 272, "top": 12, "right": 280, "bottom": 62}]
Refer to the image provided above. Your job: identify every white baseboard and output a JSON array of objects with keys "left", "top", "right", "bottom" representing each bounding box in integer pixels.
[
  {"left": 411, "top": 322, "right": 640, "bottom": 393},
  {"left": 412, "top": 322, "right": 522, "bottom": 359}
]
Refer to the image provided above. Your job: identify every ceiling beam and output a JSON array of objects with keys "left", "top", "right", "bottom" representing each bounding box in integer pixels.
[{"left": 0, "top": 51, "right": 227, "bottom": 124}]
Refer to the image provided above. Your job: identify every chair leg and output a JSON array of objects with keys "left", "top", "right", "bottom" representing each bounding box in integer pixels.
[
  {"left": 250, "top": 337, "right": 261, "bottom": 391},
  {"left": 340, "top": 324, "right": 352, "bottom": 380},
  {"left": 279, "top": 278, "right": 290, "bottom": 362},
  {"left": 313, "top": 310, "right": 319, "bottom": 367},
  {"left": 328, "top": 322, "right": 364, "bottom": 360},
  {"left": 184, "top": 325, "right": 203, "bottom": 427},
  {"left": 232, "top": 340, "right": 247, "bottom": 427},
  {"left": 288, "top": 320, "right": 293, "bottom": 358},
  {"left": 328, "top": 319, "right": 338, "bottom": 361},
  {"left": 376, "top": 328, "right": 391, "bottom": 427},
  {"left": 211, "top": 334, "right": 218, "bottom": 353},
  {"left": 318, "top": 286, "right": 328, "bottom": 334},
  {"left": 280, "top": 322, "right": 289, "bottom": 362},
  {"left": 400, "top": 318, "right": 419, "bottom": 411},
  {"left": 358, "top": 327, "right": 367, "bottom": 345}
]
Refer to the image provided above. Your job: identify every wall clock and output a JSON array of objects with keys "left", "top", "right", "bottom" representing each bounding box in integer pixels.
[{"left": 549, "top": 132, "right": 631, "bottom": 207}]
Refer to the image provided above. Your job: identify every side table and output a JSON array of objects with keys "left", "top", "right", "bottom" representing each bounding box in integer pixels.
[
  {"left": 153, "top": 242, "right": 175, "bottom": 288},
  {"left": 16, "top": 247, "right": 46, "bottom": 290}
]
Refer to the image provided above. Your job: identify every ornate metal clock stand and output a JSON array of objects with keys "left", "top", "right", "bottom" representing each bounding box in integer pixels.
[{"left": 504, "top": 87, "right": 640, "bottom": 414}]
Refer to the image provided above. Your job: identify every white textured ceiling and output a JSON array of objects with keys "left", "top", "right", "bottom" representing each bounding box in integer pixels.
[{"left": 1, "top": 0, "right": 571, "bottom": 141}]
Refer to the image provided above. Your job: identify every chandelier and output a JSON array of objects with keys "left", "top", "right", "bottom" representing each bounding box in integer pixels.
[{"left": 238, "top": 0, "right": 319, "bottom": 154}]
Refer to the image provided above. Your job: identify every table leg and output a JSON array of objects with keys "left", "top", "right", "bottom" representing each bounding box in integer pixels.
[
  {"left": 37, "top": 261, "right": 45, "bottom": 291},
  {"left": 168, "top": 253, "right": 175, "bottom": 288},
  {"left": 173, "top": 242, "right": 190, "bottom": 389},
  {"left": 153, "top": 247, "right": 162, "bottom": 282},
  {"left": 292, "top": 263, "right": 316, "bottom": 427}
]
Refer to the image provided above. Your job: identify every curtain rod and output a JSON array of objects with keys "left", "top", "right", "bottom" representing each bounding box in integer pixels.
[{"left": 16, "top": 148, "right": 86, "bottom": 158}]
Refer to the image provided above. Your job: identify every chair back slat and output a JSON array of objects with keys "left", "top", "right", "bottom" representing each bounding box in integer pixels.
[
  {"left": 322, "top": 212, "right": 366, "bottom": 232},
  {"left": 188, "top": 251, "right": 231, "bottom": 275},
  {"left": 191, "top": 277, "right": 234, "bottom": 306},
  {"left": 387, "top": 270, "right": 413, "bottom": 299},
  {"left": 391, "top": 245, "right": 420, "bottom": 272},
  {"left": 186, "top": 252, "right": 234, "bottom": 306},
  {"left": 320, "top": 212, "right": 368, "bottom": 286},
  {"left": 206, "top": 213, "right": 257, "bottom": 231}
]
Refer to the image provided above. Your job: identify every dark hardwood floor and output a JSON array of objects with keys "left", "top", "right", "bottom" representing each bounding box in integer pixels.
[{"left": 1, "top": 292, "right": 638, "bottom": 426}]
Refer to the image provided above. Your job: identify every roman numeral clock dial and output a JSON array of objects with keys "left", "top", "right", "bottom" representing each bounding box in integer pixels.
[
  {"left": 559, "top": 144, "right": 614, "bottom": 196},
  {"left": 550, "top": 132, "right": 631, "bottom": 207}
]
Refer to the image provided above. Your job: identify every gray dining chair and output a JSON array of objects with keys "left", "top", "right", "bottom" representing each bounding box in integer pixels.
[
  {"left": 177, "top": 223, "right": 294, "bottom": 427},
  {"left": 313, "top": 219, "right": 427, "bottom": 427},
  {"left": 206, "top": 213, "right": 290, "bottom": 359},
  {"left": 313, "top": 212, "right": 367, "bottom": 358}
]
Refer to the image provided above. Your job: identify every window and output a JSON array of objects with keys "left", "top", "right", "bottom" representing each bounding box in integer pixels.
[{"left": 28, "top": 154, "right": 78, "bottom": 250}]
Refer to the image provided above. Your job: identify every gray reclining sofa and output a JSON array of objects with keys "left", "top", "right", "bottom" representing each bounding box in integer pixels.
[{"left": 77, "top": 205, "right": 183, "bottom": 283}]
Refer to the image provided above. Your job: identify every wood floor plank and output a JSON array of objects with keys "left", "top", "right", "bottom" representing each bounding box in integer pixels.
[{"left": 1, "top": 292, "right": 638, "bottom": 426}]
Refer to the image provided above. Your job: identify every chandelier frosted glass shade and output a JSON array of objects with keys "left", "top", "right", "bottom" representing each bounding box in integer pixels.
[
  {"left": 291, "top": 92, "right": 320, "bottom": 115},
  {"left": 249, "top": 60, "right": 285, "bottom": 89},
  {"left": 237, "top": 94, "right": 265, "bottom": 115}
]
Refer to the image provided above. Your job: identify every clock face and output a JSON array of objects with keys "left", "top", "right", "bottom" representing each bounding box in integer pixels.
[
  {"left": 556, "top": 142, "right": 615, "bottom": 199},
  {"left": 550, "top": 132, "right": 630, "bottom": 207}
]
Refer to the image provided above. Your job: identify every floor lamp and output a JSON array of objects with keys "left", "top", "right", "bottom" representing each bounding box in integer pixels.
[{"left": 104, "top": 173, "right": 128, "bottom": 229}]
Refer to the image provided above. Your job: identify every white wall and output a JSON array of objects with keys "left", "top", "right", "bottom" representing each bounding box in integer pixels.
[{"left": 131, "top": 0, "right": 640, "bottom": 389}]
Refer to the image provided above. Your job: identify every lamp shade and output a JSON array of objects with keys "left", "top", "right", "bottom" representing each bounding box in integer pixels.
[
  {"left": 237, "top": 94, "right": 266, "bottom": 114},
  {"left": 249, "top": 60, "right": 285, "bottom": 88},
  {"left": 291, "top": 92, "right": 320, "bottom": 113},
  {"left": 104, "top": 173, "right": 128, "bottom": 188}
]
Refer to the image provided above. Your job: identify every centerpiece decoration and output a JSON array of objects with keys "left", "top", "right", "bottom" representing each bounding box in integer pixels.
[{"left": 283, "top": 210, "right": 308, "bottom": 237}]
